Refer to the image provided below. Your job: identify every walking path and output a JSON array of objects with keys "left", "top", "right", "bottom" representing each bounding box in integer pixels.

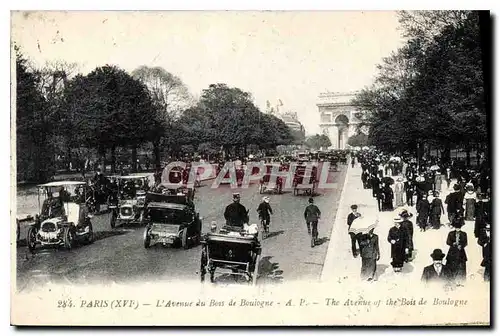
[{"left": 321, "top": 163, "right": 487, "bottom": 287}]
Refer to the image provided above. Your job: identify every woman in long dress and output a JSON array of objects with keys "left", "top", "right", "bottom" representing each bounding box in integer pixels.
[
  {"left": 446, "top": 216, "right": 468, "bottom": 284},
  {"left": 394, "top": 177, "right": 405, "bottom": 207},
  {"left": 463, "top": 183, "right": 476, "bottom": 221},
  {"left": 381, "top": 183, "right": 394, "bottom": 211},
  {"left": 359, "top": 229, "right": 380, "bottom": 281},
  {"left": 429, "top": 191, "right": 445, "bottom": 230},
  {"left": 388, "top": 218, "right": 406, "bottom": 272},
  {"left": 434, "top": 170, "right": 443, "bottom": 193}
]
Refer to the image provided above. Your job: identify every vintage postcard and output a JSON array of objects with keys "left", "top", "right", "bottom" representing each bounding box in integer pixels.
[{"left": 10, "top": 10, "right": 491, "bottom": 326}]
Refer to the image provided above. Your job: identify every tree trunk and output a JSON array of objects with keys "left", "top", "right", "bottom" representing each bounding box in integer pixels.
[
  {"left": 131, "top": 146, "right": 138, "bottom": 173},
  {"left": 466, "top": 147, "right": 471, "bottom": 168},
  {"left": 153, "top": 140, "right": 161, "bottom": 170},
  {"left": 476, "top": 144, "right": 481, "bottom": 167},
  {"left": 111, "top": 145, "right": 116, "bottom": 174},
  {"left": 98, "top": 145, "right": 106, "bottom": 173}
]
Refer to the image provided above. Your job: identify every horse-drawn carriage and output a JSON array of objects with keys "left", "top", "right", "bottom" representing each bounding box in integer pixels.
[
  {"left": 293, "top": 165, "right": 318, "bottom": 196},
  {"left": 26, "top": 181, "right": 94, "bottom": 252},
  {"left": 259, "top": 164, "right": 284, "bottom": 194},
  {"left": 200, "top": 224, "right": 261, "bottom": 285}
]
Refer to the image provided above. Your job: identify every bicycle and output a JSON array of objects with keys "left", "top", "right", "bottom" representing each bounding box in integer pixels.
[{"left": 259, "top": 216, "right": 270, "bottom": 238}]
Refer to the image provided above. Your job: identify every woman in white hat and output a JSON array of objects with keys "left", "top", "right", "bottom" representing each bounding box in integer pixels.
[
  {"left": 387, "top": 217, "right": 406, "bottom": 272},
  {"left": 394, "top": 177, "right": 405, "bottom": 208}
]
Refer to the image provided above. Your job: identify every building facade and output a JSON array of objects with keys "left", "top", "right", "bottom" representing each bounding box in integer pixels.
[{"left": 317, "top": 91, "right": 368, "bottom": 149}]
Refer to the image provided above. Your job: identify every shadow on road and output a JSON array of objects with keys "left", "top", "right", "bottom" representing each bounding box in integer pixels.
[
  {"left": 257, "top": 256, "right": 283, "bottom": 284},
  {"left": 93, "top": 230, "right": 130, "bottom": 242},
  {"left": 375, "top": 264, "right": 389, "bottom": 279},
  {"left": 263, "top": 230, "right": 284, "bottom": 240},
  {"left": 401, "top": 262, "right": 415, "bottom": 274},
  {"left": 314, "top": 236, "right": 330, "bottom": 246}
]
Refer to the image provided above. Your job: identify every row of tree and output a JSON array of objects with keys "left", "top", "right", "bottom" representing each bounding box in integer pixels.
[
  {"left": 16, "top": 49, "right": 298, "bottom": 182},
  {"left": 353, "top": 11, "right": 488, "bottom": 163}
]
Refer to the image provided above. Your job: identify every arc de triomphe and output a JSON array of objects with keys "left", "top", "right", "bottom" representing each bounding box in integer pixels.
[{"left": 317, "top": 91, "right": 368, "bottom": 149}]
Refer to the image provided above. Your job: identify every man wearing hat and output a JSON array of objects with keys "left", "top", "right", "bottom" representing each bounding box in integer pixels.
[
  {"left": 257, "top": 196, "right": 273, "bottom": 233},
  {"left": 304, "top": 198, "right": 321, "bottom": 246},
  {"left": 224, "top": 193, "right": 249, "bottom": 227},
  {"left": 446, "top": 216, "right": 468, "bottom": 284},
  {"left": 477, "top": 223, "right": 491, "bottom": 282},
  {"left": 399, "top": 209, "right": 414, "bottom": 262},
  {"left": 445, "top": 184, "right": 464, "bottom": 225},
  {"left": 421, "top": 249, "right": 452, "bottom": 283},
  {"left": 347, "top": 205, "right": 362, "bottom": 257},
  {"left": 387, "top": 217, "right": 407, "bottom": 272}
]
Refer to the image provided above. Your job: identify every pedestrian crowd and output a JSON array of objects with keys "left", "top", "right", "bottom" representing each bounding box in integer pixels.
[{"left": 347, "top": 149, "right": 491, "bottom": 285}]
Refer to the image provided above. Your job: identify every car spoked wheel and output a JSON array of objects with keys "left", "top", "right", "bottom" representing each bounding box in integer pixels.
[
  {"left": 27, "top": 226, "right": 37, "bottom": 253},
  {"left": 63, "top": 227, "right": 75, "bottom": 249}
]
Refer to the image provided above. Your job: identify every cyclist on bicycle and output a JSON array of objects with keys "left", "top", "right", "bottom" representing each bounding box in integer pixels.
[
  {"left": 304, "top": 197, "right": 321, "bottom": 244},
  {"left": 257, "top": 196, "right": 273, "bottom": 232}
]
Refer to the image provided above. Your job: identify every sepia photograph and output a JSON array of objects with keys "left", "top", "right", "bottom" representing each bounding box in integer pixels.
[{"left": 10, "top": 9, "right": 491, "bottom": 326}]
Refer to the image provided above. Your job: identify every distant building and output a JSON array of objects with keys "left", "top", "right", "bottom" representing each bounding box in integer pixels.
[
  {"left": 265, "top": 100, "right": 306, "bottom": 138},
  {"left": 317, "top": 91, "right": 369, "bottom": 149}
]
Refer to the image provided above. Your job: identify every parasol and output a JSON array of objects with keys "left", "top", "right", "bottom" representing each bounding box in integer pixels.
[
  {"left": 362, "top": 146, "right": 370, "bottom": 150},
  {"left": 349, "top": 216, "right": 378, "bottom": 235},
  {"left": 389, "top": 156, "right": 401, "bottom": 162},
  {"left": 430, "top": 165, "right": 440, "bottom": 171},
  {"left": 381, "top": 176, "right": 394, "bottom": 185},
  {"left": 415, "top": 175, "right": 425, "bottom": 182}
]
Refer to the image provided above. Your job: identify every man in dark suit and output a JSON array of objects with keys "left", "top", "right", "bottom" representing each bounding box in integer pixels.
[
  {"left": 445, "top": 184, "right": 464, "bottom": 225},
  {"left": 477, "top": 224, "right": 491, "bottom": 282},
  {"left": 421, "top": 249, "right": 452, "bottom": 283},
  {"left": 347, "top": 205, "right": 362, "bottom": 257}
]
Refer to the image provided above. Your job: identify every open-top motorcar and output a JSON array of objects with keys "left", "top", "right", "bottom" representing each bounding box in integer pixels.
[
  {"left": 26, "top": 181, "right": 94, "bottom": 252},
  {"left": 143, "top": 192, "right": 202, "bottom": 249},
  {"left": 109, "top": 174, "right": 150, "bottom": 229}
]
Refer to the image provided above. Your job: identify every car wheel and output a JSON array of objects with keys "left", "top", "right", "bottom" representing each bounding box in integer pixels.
[
  {"left": 85, "top": 223, "right": 94, "bottom": 245},
  {"left": 63, "top": 227, "right": 74, "bottom": 249},
  {"left": 143, "top": 227, "right": 151, "bottom": 249},
  {"left": 110, "top": 211, "right": 116, "bottom": 229},
  {"left": 27, "top": 226, "right": 37, "bottom": 253},
  {"left": 181, "top": 228, "right": 189, "bottom": 249}
]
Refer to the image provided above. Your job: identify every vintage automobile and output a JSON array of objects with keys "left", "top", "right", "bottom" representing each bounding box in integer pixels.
[
  {"left": 26, "top": 181, "right": 94, "bottom": 252},
  {"left": 109, "top": 175, "right": 150, "bottom": 229},
  {"left": 143, "top": 192, "right": 202, "bottom": 249},
  {"left": 259, "top": 164, "right": 284, "bottom": 194},
  {"left": 200, "top": 223, "right": 261, "bottom": 284},
  {"left": 293, "top": 165, "right": 318, "bottom": 196}
]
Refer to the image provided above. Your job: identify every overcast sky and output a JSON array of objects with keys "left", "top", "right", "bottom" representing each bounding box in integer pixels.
[{"left": 12, "top": 11, "right": 404, "bottom": 134}]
